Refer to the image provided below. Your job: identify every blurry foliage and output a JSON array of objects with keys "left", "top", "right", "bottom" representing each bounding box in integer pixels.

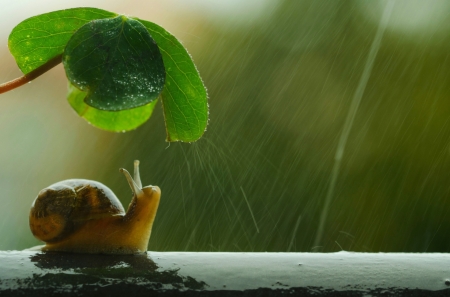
[{"left": 102, "top": 0, "right": 450, "bottom": 252}]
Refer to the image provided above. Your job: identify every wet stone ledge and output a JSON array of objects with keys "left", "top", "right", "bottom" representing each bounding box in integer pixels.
[{"left": 0, "top": 251, "right": 450, "bottom": 296}]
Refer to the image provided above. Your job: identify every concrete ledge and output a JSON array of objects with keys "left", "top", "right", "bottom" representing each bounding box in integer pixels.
[{"left": 0, "top": 251, "right": 450, "bottom": 296}]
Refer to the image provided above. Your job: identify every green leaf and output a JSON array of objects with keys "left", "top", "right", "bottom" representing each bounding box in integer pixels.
[
  {"left": 8, "top": 8, "right": 209, "bottom": 141},
  {"left": 138, "top": 19, "right": 208, "bottom": 142},
  {"left": 8, "top": 8, "right": 116, "bottom": 74},
  {"left": 63, "top": 16, "right": 165, "bottom": 111},
  {"left": 67, "top": 84, "right": 157, "bottom": 132}
]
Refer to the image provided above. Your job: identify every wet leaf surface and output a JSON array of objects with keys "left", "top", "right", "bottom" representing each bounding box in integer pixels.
[{"left": 63, "top": 16, "right": 165, "bottom": 111}]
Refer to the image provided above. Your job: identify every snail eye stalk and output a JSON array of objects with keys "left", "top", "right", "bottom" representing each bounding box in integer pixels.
[
  {"left": 134, "top": 160, "right": 143, "bottom": 189},
  {"left": 120, "top": 166, "right": 143, "bottom": 197}
]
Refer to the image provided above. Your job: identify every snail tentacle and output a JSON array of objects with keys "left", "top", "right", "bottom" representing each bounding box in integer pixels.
[
  {"left": 133, "top": 160, "right": 143, "bottom": 189},
  {"left": 120, "top": 168, "right": 143, "bottom": 197}
]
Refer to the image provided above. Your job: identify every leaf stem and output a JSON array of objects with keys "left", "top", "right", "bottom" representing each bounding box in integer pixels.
[{"left": 0, "top": 54, "right": 62, "bottom": 94}]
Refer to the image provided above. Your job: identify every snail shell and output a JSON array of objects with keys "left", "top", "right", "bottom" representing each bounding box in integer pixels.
[
  {"left": 28, "top": 161, "right": 161, "bottom": 254},
  {"left": 30, "top": 180, "right": 125, "bottom": 243}
]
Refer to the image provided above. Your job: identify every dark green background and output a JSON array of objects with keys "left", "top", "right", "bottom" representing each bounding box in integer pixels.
[
  {"left": 102, "top": 0, "right": 450, "bottom": 252},
  {"left": 2, "top": 0, "right": 450, "bottom": 252}
]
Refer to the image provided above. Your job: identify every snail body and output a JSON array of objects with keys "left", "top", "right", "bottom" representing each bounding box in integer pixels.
[{"left": 29, "top": 161, "right": 160, "bottom": 254}]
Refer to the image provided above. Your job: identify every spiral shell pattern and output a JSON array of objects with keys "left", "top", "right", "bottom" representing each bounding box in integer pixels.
[{"left": 29, "top": 179, "right": 125, "bottom": 243}]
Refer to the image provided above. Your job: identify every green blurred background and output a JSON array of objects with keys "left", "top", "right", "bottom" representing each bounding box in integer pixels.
[{"left": 1, "top": 0, "right": 450, "bottom": 252}]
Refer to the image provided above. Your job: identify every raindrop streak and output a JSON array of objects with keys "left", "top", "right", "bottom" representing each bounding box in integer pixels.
[
  {"left": 287, "top": 215, "right": 302, "bottom": 252},
  {"left": 240, "top": 186, "right": 259, "bottom": 234},
  {"left": 312, "top": 0, "right": 396, "bottom": 250}
]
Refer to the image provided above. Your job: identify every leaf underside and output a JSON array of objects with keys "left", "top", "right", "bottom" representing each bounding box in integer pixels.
[
  {"left": 63, "top": 16, "right": 165, "bottom": 111},
  {"left": 67, "top": 84, "right": 157, "bottom": 132}
]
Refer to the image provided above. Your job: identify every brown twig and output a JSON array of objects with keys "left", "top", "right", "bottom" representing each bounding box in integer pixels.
[{"left": 0, "top": 54, "right": 63, "bottom": 94}]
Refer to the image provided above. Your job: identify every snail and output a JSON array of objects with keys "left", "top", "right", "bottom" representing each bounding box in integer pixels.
[{"left": 29, "top": 160, "right": 161, "bottom": 254}]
